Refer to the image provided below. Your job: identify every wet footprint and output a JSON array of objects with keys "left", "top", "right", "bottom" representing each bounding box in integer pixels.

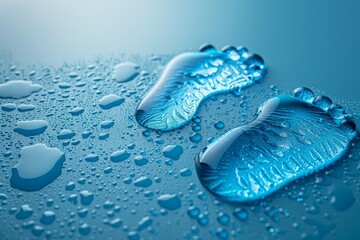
[
  {"left": 195, "top": 87, "right": 357, "bottom": 202},
  {"left": 135, "top": 44, "right": 266, "bottom": 131}
]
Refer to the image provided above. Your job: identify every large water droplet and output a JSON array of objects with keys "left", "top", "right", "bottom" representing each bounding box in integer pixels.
[
  {"left": 113, "top": 62, "right": 140, "bottom": 83},
  {"left": 10, "top": 144, "right": 65, "bottom": 191},
  {"left": 0, "top": 80, "right": 42, "bottom": 99},
  {"left": 162, "top": 144, "right": 184, "bottom": 160},
  {"left": 85, "top": 154, "right": 99, "bottom": 162},
  {"left": 14, "top": 120, "right": 48, "bottom": 137},
  {"left": 80, "top": 190, "right": 94, "bottom": 205},
  {"left": 57, "top": 129, "right": 76, "bottom": 140},
  {"left": 110, "top": 150, "right": 130, "bottom": 162},
  {"left": 157, "top": 194, "right": 181, "bottom": 210},
  {"left": 99, "top": 94, "right": 125, "bottom": 110}
]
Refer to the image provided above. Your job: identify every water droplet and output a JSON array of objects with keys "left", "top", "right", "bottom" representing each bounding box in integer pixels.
[
  {"left": 193, "top": 116, "right": 202, "bottom": 124},
  {"left": 15, "top": 205, "right": 33, "bottom": 219},
  {"left": 110, "top": 150, "right": 130, "bottom": 162},
  {"left": 313, "top": 96, "right": 332, "bottom": 111},
  {"left": 65, "top": 182, "right": 75, "bottom": 191},
  {"left": 1, "top": 103, "right": 16, "bottom": 112},
  {"left": 32, "top": 225, "right": 44, "bottom": 236},
  {"left": 187, "top": 206, "right": 200, "bottom": 219},
  {"left": 197, "top": 214, "right": 209, "bottom": 226},
  {"left": 134, "top": 176, "right": 152, "bottom": 188},
  {"left": 231, "top": 209, "right": 248, "bottom": 223},
  {"left": 40, "top": 211, "right": 56, "bottom": 225},
  {"left": 85, "top": 154, "right": 99, "bottom": 162},
  {"left": 113, "top": 62, "right": 140, "bottom": 83},
  {"left": 10, "top": 144, "right": 65, "bottom": 191},
  {"left": 127, "top": 231, "right": 140, "bottom": 240},
  {"left": 216, "top": 228, "right": 229, "bottom": 239},
  {"left": 157, "top": 194, "right": 181, "bottom": 210},
  {"left": 99, "top": 132, "right": 109, "bottom": 140},
  {"left": 292, "top": 87, "right": 314, "bottom": 102},
  {"left": 162, "top": 144, "right": 184, "bottom": 160},
  {"left": 99, "top": 94, "right": 125, "bottom": 110},
  {"left": 192, "top": 124, "right": 201, "bottom": 131},
  {"left": 340, "top": 120, "right": 356, "bottom": 134},
  {"left": 0, "top": 193, "right": 8, "bottom": 200},
  {"left": 217, "top": 212, "right": 230, "bottom": 225},
  {"left": 68, "top": 72, "right": 79, "bottom": 78},
  {"left": 57, "top": 129, "right": 75, "bottom": 140},
  {"left": 100, "top": 120, "right": 114, "bottom": 129},
  {"left": 107, "top": 218, "right": 122, "bottom": 228},
  {"left": 14, "top": 120, "right": 48, "bottom": 137},
  {"left": 137, "top": 216, "right": 153, "bottom": 231},
  {"left": 266, "top": 226, "right": 275, "bottom": 233},
  {"left": 328, "top": 104, "right": 345, "bottom": 122},
  {"left": 0, "top": 80, "right": 42, "bottom": 99},
  {"left": 180, "top": 168, "right": 192, "bottom": 177},
  {"left": 142, "top": 130, "right": 150, "bottom": 137},
  {"left": 80, "top": 190, "right": 94, "bottom": 205},
  {"left": 189, "top": 133, "right": 202, "bottom": 143},
  {"left": 134, "top": 156, "right": 149, "bottom": 166},
  {"left": 58, "top": 82, "right": 71, "bottom": 89},
  {"left": 214, "top": 121, "right": 225, "bottom": 129},
  {"left": 79, "top": 223, "right": 91, "bottom": 235},
  {"left": 17, "top": 104, "right": 36, "bottom": 112},
  {"left": 69, "top": 107, "right": 85, "bottom": 116},
  {"left": 330, "top": 186, "right": 355, "bottom": 212}
]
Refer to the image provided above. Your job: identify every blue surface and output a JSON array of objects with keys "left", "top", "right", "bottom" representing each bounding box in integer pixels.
[{"left": 0, "top": 1, "right": 359, "bottom": 240}]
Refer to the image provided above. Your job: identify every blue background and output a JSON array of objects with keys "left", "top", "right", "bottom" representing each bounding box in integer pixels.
[{"left": 0, "top": 1, "right": 359, "bottom": 239}]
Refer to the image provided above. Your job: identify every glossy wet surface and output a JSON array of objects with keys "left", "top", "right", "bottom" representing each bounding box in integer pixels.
[{"left": 0, "top": 53, "right": 359, "bottom": 240}]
